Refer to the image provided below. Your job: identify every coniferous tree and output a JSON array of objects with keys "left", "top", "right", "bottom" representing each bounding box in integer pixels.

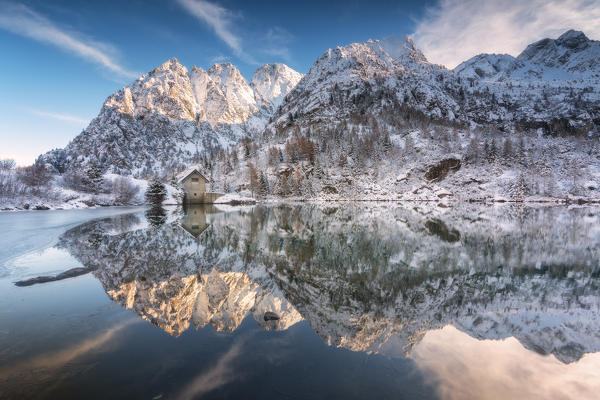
[
  {"left": 145, "top": 178, "right": 167, "bottom": 205},
  {"left": 488, "top": 138, "right": 498, "bottom": 161},
  {"left": 381, "top": 132, "right": 392, "bottom": 154},
  {"left": 465, "top": 137, "right": 480, "bottom": 164},
  {"left": 502, "top": 137, "right": 513, "bottom": 160},
  {"left": 259, "top": 172, "right": 269, "bottom": 197},
  {"left": 83, "top": 164, "right": 104, "bottom": 194}
]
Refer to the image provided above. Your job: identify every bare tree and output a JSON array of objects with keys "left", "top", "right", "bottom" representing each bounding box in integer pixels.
[
  {"left": 0, "top": 159, "right": 16, "bottom": 170},
  {"left": 247, "top": 162, "right": 259, "bottom": 197},
  {"left": 112, "top": 177, "right": 140, "bottom": 205}
]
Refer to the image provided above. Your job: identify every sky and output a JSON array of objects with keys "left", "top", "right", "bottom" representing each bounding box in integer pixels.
[{"left": 0, "top": 0, "right": 598, "bottom": 166}]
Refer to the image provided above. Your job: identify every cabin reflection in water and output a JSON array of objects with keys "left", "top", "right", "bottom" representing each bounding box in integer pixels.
[{"left": 180, "top": 205, "right": 221, "bottom": 238}]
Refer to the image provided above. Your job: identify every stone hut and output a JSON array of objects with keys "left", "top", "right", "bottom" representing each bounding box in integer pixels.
[{"left": 177, "top": 167, "right": 222, "bottom": 204}]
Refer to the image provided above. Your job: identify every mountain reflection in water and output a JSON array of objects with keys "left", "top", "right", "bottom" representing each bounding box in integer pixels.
[{"left": 54, "top": 204, "right": 600, "bottom": 366}]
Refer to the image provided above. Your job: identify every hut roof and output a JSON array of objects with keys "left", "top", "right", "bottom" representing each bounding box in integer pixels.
[{"left": 176, "top": 166, "right": 210, "bottom": 184}]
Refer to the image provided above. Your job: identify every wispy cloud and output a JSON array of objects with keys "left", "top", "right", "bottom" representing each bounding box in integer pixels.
[
  {"left": 0, "top": 2, "right": 138, "bottom": 79},
  {"left": 210, "top": 54, "right": 231, "bottom": 64},
  {"left": 0, "top": 319, "right": 138, "bottom": 381},
  {"left": 177, "top": 0, "right": 257, "bottom": 64},
  {"left": 261, "top": 27, "right": 294, "bottom": 63},
  {"left": 412, "top": 0, "right": 600, "bottom": 69},
  {"left": 177, "top": 340, "right": 244, "bottom": 400},
  {"left": 29, "top": 109, "right": 90, "bottom": 125}
]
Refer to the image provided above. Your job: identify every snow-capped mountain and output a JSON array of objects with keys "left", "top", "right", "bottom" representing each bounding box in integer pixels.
[
  {"left": 268, "top": 35, "right": 459, "bottom": 131},
  {"left": 226, "top": 30, "right": 597, "bottom": 203},
  {"left": 29, "top": 29, "right": 598, "bottom": 206},
  {"left": 455, "top": 30, "right": 600, "bottom": 81},
  {"left": 41, "top": 59, "right": 302, "bottom": 177},
  {"left": 190, "top": 62, "right": 257, "bottom": 126},
  {"left": 270, "top": 30, "right": 599, "bottom": 136},
  {"left": 106, "top": 58, "right": 301, "bottom": 128}
]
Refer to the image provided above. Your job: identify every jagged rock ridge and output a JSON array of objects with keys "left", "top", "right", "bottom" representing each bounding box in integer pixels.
[{"left": 42, "top": 59, "right": 302, "bottom": 177}]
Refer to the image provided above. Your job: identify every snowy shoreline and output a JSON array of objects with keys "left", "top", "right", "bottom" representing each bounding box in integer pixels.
[{"left": 3, "top": 196, "right": 599, "bottom": 212}]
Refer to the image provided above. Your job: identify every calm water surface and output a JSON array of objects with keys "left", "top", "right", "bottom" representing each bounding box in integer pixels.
[{"left": 0, "top": 204, "right": 599, "bottom": 399}]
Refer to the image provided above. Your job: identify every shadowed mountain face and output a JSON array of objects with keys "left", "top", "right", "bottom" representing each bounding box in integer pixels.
[{"left": 57, "top": 204, "right": 600, "bottom": 363}]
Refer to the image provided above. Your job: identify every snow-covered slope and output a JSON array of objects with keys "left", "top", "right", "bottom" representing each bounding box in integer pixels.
[
  {"left": 454, "top": 54, "right": 526, "bottom": 80},
  {"left": 269, "top": 35, "right": 459, "bottom": 129}
]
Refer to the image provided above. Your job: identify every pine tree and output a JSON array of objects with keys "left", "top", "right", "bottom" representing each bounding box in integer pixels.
[
  {"left": 489, "top": 138, "right": 498, "bottom": 161},
  {"left": 502, "top": 137, "right": 513, "bottom": 160},
  {"left": 512, "top": 172, "right": 529, "bottom": 199},
  {"left": 338, "top": 151, "right": 347, "bottom": 167},
  {"left": 145, "top": 178, "right": 167, "bottom": 205},
  {"left": 483, "top": 139, "right": 490, "bottom": 160},
  {"left": 259, "top": 172, "right": 269, "bottom": 198},
  {"left": 403, "top": 135, "right": 415, "bottom": 158},
  {"left": 381, "top": 132, "right": 392, "bottom": 154},
  {"left": 465, "top": 137, "right": 480, "bottom": 164},
  {"left": 83, "top": 164, "right": 104, "bottom": 194}
]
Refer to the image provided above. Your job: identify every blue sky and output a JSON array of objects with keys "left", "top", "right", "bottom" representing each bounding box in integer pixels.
[{"left": 1, "top": 0, "right": 599, "bottom": 165}]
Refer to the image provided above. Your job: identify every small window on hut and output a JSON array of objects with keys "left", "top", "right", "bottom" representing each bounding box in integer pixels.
[{"left": 191, "top": 177, "right": 199, "bottom": 182}]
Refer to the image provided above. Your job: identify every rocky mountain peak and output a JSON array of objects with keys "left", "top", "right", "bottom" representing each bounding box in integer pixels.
[
  {"left": 208, "top": 62, "right": 246, "bottom": 84},
  {"left": 376, "top": 35, "right": 429, "bottom": 65},
  {"left": 251, "top": 63, "right": 303, "bottom": 110},
  {"left": 556, "top": 29, "right": 590, "bottom": 49},
  {"left": 201, "top": 62, "right": 257, "bottom": 125},
  {"left": 153, "top": 57, "right": 187, "bottom": 74},
  {"left": 454, "top": 53, "right": 524, "bottom": 79},
  {"left": 104, "top": 57, "right": 197, "bottom": 121},
  {"left": 517, "top": 29, "right": 599, "bottom": 73}
]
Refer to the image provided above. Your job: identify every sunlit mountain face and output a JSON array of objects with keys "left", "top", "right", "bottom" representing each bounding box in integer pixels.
[{"left": 54, "top": 204, "right": 600, "bottom": 363}]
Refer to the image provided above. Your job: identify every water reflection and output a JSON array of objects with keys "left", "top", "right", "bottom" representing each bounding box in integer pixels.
[{"left": 49, "top": 203, "right": 600, "bottom": 367}]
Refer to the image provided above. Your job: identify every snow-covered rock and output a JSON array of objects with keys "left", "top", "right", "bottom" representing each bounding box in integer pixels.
[
  {"left": 518, "top": 30, "right": 600, "bottom": 75},
  {"left": 251, "top": 63, "right": 303, "bottom": 113}
]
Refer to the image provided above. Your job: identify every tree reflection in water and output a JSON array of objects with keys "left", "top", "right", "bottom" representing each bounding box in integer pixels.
[{"left": 57, "top": 204, "right": 600, "bottom": 364}]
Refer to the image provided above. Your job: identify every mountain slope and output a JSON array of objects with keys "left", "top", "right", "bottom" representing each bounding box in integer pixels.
[{"left": 252, "top": 63, "right": 303, "bottom": 113}]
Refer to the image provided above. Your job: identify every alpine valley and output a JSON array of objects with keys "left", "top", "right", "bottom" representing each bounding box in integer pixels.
[{"left": 5, "top": 29, "right": 600, "bottom": 209}]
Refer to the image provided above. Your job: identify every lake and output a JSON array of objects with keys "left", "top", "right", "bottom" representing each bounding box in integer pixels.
[{"left": 1, "top": 204, "right": 599, "bottom": 399}]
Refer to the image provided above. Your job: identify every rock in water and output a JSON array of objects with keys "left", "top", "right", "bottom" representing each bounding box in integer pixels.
[{"left": 264, "top": 311, "right": 280, "bottom": 321}]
